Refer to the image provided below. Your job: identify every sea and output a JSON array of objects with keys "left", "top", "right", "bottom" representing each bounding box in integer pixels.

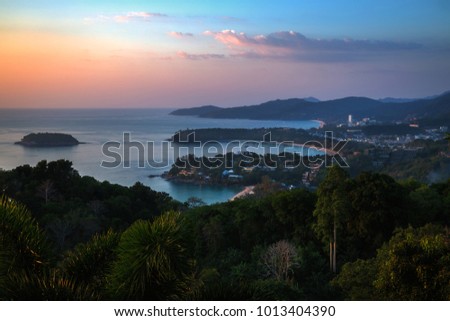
[{"left": 0, "top": 109, "right": 319, "bottom": 204}]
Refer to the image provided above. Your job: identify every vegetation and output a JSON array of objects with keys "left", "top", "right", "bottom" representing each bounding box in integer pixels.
[
  {"left": 169, "top": 128, "right": 450, "bottom": 188},
  {"left": 0, "top": 160, "right": 449, "bottom": 300},
  {"left": 333, "top": 225, "right": 450, "bottom": 300},
  {"left": 166, "top": 151, "right": 319, "bottom": 187},
  {"left": 0, "top": 159, "right": 180, "bottom": 249},
  {"left": 171, "top": 127, "right": 315, "bottom": 144},
  {"left": 15, "top": 133, "right": 80, "bottom": 147},
  {"left": 107, "top": 212, "right": 194, "bottom": 300}
]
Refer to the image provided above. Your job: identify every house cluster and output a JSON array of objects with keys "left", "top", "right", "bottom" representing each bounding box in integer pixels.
[
  {"left": 171, "top": 168, "right": 212, "bottom": 184},
  {"left": 334, "top": 115, "right": 448, "bottom": 148},
  {"left": 221, "top": 169, "right": 243, "bottom": 182},
  {"left": 337, "top": 114, "right": 378, "bottom": 128},
  {"left": 338, "top": 127, "right": 447, "bottom": 149}
]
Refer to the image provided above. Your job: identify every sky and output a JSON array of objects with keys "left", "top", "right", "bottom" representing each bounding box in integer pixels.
[{"left": 1, "top": 0, "right": 450, "bottom": 108}]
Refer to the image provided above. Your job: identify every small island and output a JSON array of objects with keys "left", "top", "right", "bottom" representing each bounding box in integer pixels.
[{"left": 15, "top": 133, "right": 80, "bottom": 147}]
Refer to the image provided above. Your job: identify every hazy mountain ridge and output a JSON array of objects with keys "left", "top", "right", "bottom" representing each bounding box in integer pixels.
[
  {"left": 171, "top": 92, "right": 450, "bottom": 124},
  {"left": 170, "top": 105, "right": 223, "bottom": 116}
]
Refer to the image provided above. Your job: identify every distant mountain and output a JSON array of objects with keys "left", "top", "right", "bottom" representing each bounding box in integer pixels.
[
  {"left": 378, "top": 98, "right": 419, "bottom": 104},
  {"left": 303, "top": 97, "right": 321, "bottom": 103},
  {"left": 170, "top": 92, "right": 450, "bottom": 125},
  {"left": 379, "top": 90, "right": 450, "bottom": 103}
]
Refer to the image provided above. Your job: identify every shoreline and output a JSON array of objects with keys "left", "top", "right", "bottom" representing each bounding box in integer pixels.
[
  {"left": 229, "top": 185, "right": 255, "bottom": 201},
  {"left": 314, "top": 119, "right": 326, "bottom": 128},
  {"left": 293, "top": 142, "right": 337, "bottom": 156}
]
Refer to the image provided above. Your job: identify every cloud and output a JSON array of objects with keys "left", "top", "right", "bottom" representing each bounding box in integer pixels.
[
  {"left": 177, "top": 51, "right": 225, "bottom": 60},
  {"left": 114, "top": 11, "right": 167, "bottom": 23},
  {"left": 169, "top": 31, "right": 194, "bottom": 39},
  {"left": 203, "top": 30, "right": 423, "bottom": 62},
  {"left": 84, "top": 12, "right": 167, "bottom": 24}
]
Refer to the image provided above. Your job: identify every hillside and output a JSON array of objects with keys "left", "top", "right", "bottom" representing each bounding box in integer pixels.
[{"left": 170, "top": 92, "right": 450, "bottom": 124}]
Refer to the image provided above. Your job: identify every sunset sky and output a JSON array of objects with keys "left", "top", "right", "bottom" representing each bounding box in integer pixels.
[{"left": 1, "top": 0, "right": 450, "bottom": 108}]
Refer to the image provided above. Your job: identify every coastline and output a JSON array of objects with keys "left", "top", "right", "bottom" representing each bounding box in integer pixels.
[
  {"left": 229, "top": 185, "right": 255, "bottom": 201},
  {"left": 315, "top": 119, "right": 326, "bottom": 128},
  {"left": 293, "top": 142, "right": 337, "bottom": 156}
]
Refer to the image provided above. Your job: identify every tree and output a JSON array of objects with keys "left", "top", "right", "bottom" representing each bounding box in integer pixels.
[
  {"left": 0, "top": 195, "right": 96, "bottom": 300},
  {"left": 107, "top": 211, "right": 194, "bottom": 300},
  {"left": 202, "top": 216, "right": 225, "bottom": 255},
  {"left": 186, "top": 196, "right": 206, "bottom": 208},
  {"left": 270, "top": 189, "right": 317, "bottom": 243},
  {"left": 253, "top": 176, "right": 283, "bottom": 198},
  {"left": 0, "top": 195, "right": 50, "bottom": 292},
  {"left": 333, "top": 224, "right": 450, "bottom": 300},
  {"left": 313, "top": 166, "right": 350, "bottom": 273},
  {"left": 46, "top": 215, "right": 76, "bottom": 250},
  {"left": 261, "top": 240, "right": 298, "bottom": 283},
  {"left": 3, "top": 270, "right": 99, "bottom": 300},
  {"left": 346, "top": 172, "right": 408, "bottom": 259},
  {"left": 374, "top": 225, "right": 450, "bottom": 300},
  {"left": 61, "top": 229, "right": 120, "bottom": 295},
  {"left": 37, "top": 179, "right": 56, "bottom": 204},
  {"left": 332, "top": 258, "right": 378, "bottom": 300},
  {"left": 408, "top": 184, "right": 444, "bottom": 226}
]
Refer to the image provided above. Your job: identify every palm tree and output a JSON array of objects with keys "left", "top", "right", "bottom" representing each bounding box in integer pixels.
[
  {"left": 107, "top": 211, "right": 195, "bottom": 300},
  {"left": 3, "top": 270, "right": 100, "bottom": 300},
  {"left": 60, "top": 229, "right": 120, "bottom": 296},
  {"left": 0, "top": 195, "right": 99, "bottom": 300},
  {"left": 0, "top": 195, "right": 50, "bottom": 292}
]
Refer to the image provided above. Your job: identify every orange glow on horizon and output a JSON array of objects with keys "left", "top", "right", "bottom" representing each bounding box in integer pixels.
[{"left": 0, "top": 30, "right": 186, "bottom": 108}]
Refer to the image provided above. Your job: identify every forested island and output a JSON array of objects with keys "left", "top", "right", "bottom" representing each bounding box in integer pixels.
[
  {"left": 15, "top": 133, "right": 81, "bottom": 147},
  {"left": 0, "top": 159, "right": 449, "bottom": 300},
  {"left": 170, "top": 127, "right": 316, "bottom": 144}
]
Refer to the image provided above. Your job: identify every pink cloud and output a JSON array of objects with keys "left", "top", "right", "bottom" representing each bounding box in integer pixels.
[
  {"left": 203, "top": 30, "right": 422, "bottom": 62},
  {"left": 204, "top": 30, "right": 249, "bottom": 47}
]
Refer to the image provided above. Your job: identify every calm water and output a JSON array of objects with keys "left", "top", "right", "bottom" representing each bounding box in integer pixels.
[{"left": 0, "top": 109, "right": 319, "bottom": 204}]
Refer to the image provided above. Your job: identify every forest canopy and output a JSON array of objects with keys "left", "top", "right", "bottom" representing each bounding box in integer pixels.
[{"left": 0, "top": 160, "right": 449, "bottom": 300}]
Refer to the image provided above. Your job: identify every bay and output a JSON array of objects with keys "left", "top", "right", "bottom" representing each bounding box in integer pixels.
[{"left": 0, "top": 109, "right": 319, "bottom": 204}]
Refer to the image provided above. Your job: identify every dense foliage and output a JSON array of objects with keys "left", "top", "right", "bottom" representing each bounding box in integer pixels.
[
  {"left": 0, "top": 160, "right": 180, "bottom": 249},
  {"left": 0, "top": 160, "right": 449, "bottom": 300},
  {"left": 15, "top": 133, "right": 80, "bottom": 147}
]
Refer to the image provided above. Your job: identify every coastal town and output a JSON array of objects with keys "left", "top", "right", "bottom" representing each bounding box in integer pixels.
[{"left": 164, "top": 115, "right": 450, "bottom": 201}]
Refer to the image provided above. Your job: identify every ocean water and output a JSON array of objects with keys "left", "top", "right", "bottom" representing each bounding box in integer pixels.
[{"left": 0, "top": 109, "right": 319, "bottom": 204}]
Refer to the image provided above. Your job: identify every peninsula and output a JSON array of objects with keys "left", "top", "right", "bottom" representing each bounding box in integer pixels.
[
  {"left": 170, "top": 91, "right": 450, "bottom": 125},
  {"left": 15, "top": 133, "right": 80, "bottom": 147}
]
